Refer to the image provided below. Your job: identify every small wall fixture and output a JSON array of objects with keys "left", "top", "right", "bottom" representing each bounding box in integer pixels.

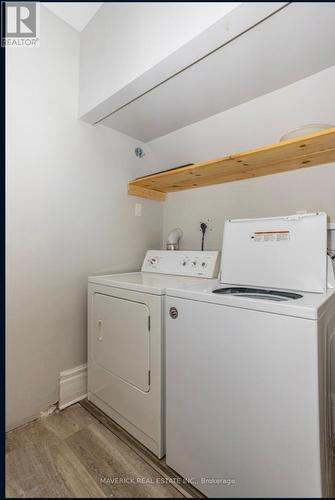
[{"left": 135, "top": 147, "right": 145, "bottom": 158}]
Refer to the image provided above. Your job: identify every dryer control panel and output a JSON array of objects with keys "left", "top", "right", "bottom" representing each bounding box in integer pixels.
[{"left": 142, "top": 250, "right": 220, "bottom": 278}]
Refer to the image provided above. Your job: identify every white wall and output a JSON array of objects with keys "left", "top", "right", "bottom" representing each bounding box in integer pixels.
[
  {"left": 79, "top": 2, "right": 239, "bottom": 117},
  {"left": 6, "top": 6, "right": 163, "bottom": 431},
  {"left": 147, "top": 66, "right": 335, "bottom": 250}
]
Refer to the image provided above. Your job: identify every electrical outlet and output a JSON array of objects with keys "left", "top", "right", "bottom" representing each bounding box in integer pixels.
[
  {"left": 135, "top": 203, "right": 142, "bottom": 217},
  {"left": 200, "top": 218, "right": 213, "bottom": 232}
]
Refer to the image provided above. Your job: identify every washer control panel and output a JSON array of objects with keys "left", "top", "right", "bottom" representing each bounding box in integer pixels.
[{"left": 141, "top": 250, "right": 220, "bottom": 278}]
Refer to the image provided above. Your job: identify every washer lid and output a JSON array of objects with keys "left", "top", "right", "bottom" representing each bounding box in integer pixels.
[{"left": 220, "top": 213, "right": 327, "bottom": 293}]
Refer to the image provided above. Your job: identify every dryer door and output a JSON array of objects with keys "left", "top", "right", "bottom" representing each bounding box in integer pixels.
[{"left": 92, "top": 293, "right": 150, "bottom": 392}]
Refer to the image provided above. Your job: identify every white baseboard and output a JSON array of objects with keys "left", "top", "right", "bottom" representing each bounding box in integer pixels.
[{"left": 59, "top": 363, "right": 87, "bottom": 410}]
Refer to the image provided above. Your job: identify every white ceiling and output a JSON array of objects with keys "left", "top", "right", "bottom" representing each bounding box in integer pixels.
[{"left": 43, "top": 2, "right": 103, "bottom": 32}]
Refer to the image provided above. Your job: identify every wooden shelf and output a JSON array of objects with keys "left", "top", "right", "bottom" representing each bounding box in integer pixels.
[{"left": 128, "top": 128, "right": 335, "bottom": 201}]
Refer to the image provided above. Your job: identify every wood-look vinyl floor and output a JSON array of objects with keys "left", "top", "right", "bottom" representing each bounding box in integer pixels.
[{"left": 6, "top": 403, "right": 189, "bottom": 498}]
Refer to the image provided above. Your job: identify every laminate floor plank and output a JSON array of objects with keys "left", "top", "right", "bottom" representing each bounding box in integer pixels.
[
  {"left": 6, "top": 404, "right": 184, "bottom": 499},
  {"left": 6, "top": 443, "right": 54, "bottom": 498},
  {"left": 42, "top": 403, "right": 96, "bottom": 440},
  {"left": 6, "top": 417, "right": 105, "bottom": 498},
  {"left": 66, "top": 423, "right": 181, "bottom": 498},
  {"left": 6, "top": 419, "right": 41, "bottom": 455}
]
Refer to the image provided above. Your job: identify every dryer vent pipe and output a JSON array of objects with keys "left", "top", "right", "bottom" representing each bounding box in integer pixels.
[{"left": 166, "top": 228, "right": 183, "bottom": 251}]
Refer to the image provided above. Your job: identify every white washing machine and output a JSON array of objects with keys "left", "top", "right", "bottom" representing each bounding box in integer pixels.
[
  {"left": 165, "top": 213, "right": 335, "bottom": 497},
  {"left": 87, "top": 250, "right": 219, "bottom": 458}
]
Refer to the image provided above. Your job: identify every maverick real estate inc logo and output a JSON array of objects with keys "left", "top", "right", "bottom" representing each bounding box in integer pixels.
[{"left": 1, "top": 1, "right": 40, "bottom": 47}]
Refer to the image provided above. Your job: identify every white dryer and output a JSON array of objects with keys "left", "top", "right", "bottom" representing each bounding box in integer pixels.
[
  {"left": 88, "top": 250, "right": 219, "bottom": 458},
  {"left": 165, "top": 213, "right": 335, "bottom": 497}
]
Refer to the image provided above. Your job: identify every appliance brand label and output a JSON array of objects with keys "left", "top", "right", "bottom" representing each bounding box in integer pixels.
[{"left": 251, "top": 230, "right": 290, "bottom": 242}]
